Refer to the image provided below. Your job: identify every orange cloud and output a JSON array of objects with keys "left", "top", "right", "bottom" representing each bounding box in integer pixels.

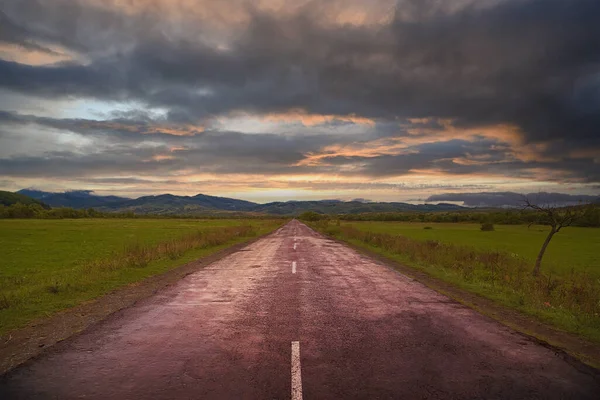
[
  {"left": 401, "top": 118, "right": 564, "bottom": 164},
  {"left": 298, "top": 137, "right": 411, "bottom": 166},
  {"left": 0, "top": 43, "right": 82, "bottom": 66},
  {"left": 81, "top": 121, "right": 203, "bottom": 136},
  {"left": 89, "top": 0, "right": 394, "bottom": 28},
  {"left": 151, "top": 154, "right": 176, "bottom": 161},
  {"left": 403, "top": 118, "right": 523, "bottom": 145},
  {"left": 298, "top": 118, "right": 565, "bottom": 173},
  {"left": 263, "top": 109, "right": 375, "bottom": 127},
  {"left": 569, "top": 148, "right": 600, "bottom": 160}
]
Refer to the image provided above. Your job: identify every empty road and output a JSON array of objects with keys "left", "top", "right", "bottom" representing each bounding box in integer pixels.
[{"left": 2, "top": 220, "right": 599, "bottom": 399}]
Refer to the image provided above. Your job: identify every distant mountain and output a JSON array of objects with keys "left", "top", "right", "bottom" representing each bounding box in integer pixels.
[
  {"left": 426, "top": 191, "right": 600, "bottom": 208},
  {"left": 17, "top": 189, "right": 129, "bottom": 208},
  {"left": 108, "top": 197, "right": 464, "bottom": 215},
  {"left": 190, "top": 193, "right": 258, "bottom": 210},
  {"left": 0, "top": 190, "right": 49, "bottom": 208},
  {"left": 15, "top": 189, "right": 466, "bottom": 215},
  {"left": 105, "top": 193, "right": 258, "bottom": 215}
]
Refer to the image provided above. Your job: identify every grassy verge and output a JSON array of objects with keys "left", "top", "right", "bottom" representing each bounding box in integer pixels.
[
  {"left": 310, "top": 221, "right": 600, "bottom": 343},
  {"left": 0, "top": 219, "right": 283, "bottom": 335},
  {"left": 339, "top": 221, "right": 600, "bottom": 278}
]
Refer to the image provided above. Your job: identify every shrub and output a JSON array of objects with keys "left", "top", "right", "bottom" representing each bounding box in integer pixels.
[
  {"left": 0, "top": 293, "right": 13, "bottom": 310},
  {"left": 480, "top": 223, "right": 495, "bottom": 231},
  {"left": 298, "top": 211, "right": 327, "bottom": 222},
  {"left": 423, "top": 226, "right": 433, "bottom": 230}
]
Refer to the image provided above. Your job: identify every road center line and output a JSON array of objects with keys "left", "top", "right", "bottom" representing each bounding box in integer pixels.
[
  {"left": 292, "top": 261, "right": 297, "bottom": 274},
  {"left": 291, "top": 341, "right": 303, "bottom": 400}
]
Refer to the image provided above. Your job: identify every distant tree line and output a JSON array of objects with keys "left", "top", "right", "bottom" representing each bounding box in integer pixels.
[
  {"left": 0, "top": 203, "right": 134, "bottom": 219},
  {"left": 0, "top": 202, "right": 278, "bottom": 220},
  {"left": 3, "top": 202, "right": 599, "bottom": 226},
  {"left": 300, "top": 206, "right": 600, "bottom": 227}
]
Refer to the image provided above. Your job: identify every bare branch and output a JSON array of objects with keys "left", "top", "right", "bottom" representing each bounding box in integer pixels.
[{"left": 521, "top": 195, "right": 595, "bottom": 276}]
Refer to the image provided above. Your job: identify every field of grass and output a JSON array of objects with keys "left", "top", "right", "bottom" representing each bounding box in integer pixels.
[
  {"left": 0, "top": 219, "right": 282, "bottom": 335},
  {"left": 312, "top": 221, "right": 600, "bottom": 343},
  {"left": 344, "top": 222, "right": 600, "bottom": 277}
]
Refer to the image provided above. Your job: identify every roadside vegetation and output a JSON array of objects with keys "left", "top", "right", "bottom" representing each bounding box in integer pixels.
[
  {"left": 0, "top": 218, "right": 283, "bottom": 335},
  {"left": 0, "top": 202, "right": 276, "bottom": 219},
  {"left": 307, "top": 219, "right": 600, "bottom": 343},
  {"left": 327, "top": 221, "right": 599, "bottom": 277},
  {"left": 333, "top": 207, "right": 600, "bottom": 227}
]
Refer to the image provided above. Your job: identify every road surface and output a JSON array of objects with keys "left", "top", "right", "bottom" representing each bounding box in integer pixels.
[{"left": 1, "top": 220, "right": 598, "bottom": 399}]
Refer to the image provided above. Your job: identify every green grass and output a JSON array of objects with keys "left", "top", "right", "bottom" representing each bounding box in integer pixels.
[
  {"left": 345, "top": 222, "right": 600, "bottom": 277},
  {"left": 311, "top": 221, "right": 600, "bottom": 343},
  {"left": 0, "top": 219, "right": 283, "bottom": 335}
]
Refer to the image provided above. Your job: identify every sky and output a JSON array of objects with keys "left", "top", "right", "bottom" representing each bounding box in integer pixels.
[{"left": 0, "top": 0, "right": 599, "bottom": 203}]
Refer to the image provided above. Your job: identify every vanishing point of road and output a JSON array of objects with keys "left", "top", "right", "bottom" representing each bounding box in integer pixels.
[{"left": 2, "top": 220, "right": 599, "bottom": 399}]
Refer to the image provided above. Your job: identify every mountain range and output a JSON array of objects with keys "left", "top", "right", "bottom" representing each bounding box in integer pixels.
[
  {"left": 18, "top": 189, "right": 128, "bottom": 209},
  {"left": 15, "top": 189, "right": 465, "bottom": 215}
]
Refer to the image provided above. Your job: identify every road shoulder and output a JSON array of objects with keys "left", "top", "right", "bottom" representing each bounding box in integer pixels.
[{"left": 317, "top": 230, "right": 600, "bottom": 373}]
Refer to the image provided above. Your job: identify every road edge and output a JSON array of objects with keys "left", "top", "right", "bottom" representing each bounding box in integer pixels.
[
  {"left": 310, "top": 226, "right": 600, "bottom": 376},
  {"left": 0, "top": 229, "right": 278, "bottom": 375}
]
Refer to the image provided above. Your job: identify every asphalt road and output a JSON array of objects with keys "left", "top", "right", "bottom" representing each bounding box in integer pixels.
[{"left": 2, "top": 220, "right": 599, "bottom": 399}]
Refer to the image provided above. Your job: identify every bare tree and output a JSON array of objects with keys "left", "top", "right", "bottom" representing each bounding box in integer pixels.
[{"left": 522, "top": 196, "right": 593, "bottom": 276}]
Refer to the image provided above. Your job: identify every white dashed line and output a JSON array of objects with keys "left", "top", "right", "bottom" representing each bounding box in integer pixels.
[
  {"left": 293, "top": 243, "right": 297, "bottom": 250},
  {"left": 291, "top": 341, "right": 303, "bottom": 400},
  {"left": 292, "top": 261, "right": 297, "bottom": 274}
]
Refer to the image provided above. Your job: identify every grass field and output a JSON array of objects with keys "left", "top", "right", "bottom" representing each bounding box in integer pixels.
[
  {"left": 344, "top": 222, "right": 600, "bottom": 277},
  {"left": 312, "top": 221, "right": 600, "bottom": 343},
  {"left": 0, "top": 219, "right": 282, "bottom": 335}
]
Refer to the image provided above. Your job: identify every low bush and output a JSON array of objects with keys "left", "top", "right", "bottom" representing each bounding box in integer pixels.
[
  {"left": 480, "top": 223, "right": 495, "bottom": 231},
  {"left": 298, "top": 211, "right": 327, "bottom": 222}
]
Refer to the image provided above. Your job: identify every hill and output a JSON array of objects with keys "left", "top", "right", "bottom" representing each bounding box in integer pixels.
[
  {"left": 18, "top": 189, "right": 129, "bottom": 208},
  {"left": 105, "top": 193, "right": 258, "bottom": 215},
  {"left": 102, "top": 197, "right": 464, "bottom": 215},
  {"left": 0, "top": 190, "right": 49, "bottom": 208}
]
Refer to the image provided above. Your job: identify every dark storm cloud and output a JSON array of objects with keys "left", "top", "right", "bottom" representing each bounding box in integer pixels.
[
  {"left": 0, "top": 110, "right": 337, "bottom": 177},
  {"left": 0, "top": 0, "right": 599, "bottom": 184},
  {"left": 1, "top": 108, "right": 598, "bottom": 182},
  {"left": 0, "top": 10, "right": 55, "bottom": 53},
  {"left": 0, "top": 151, "right": 176, "bottom": 178},
  {"left": 0, "top": 109, "right": 345, "bottom": 166}
]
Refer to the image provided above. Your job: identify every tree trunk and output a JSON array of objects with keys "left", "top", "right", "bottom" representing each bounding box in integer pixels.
[{"left": 533, "top": 227, "right": 556, "bottom": 276}]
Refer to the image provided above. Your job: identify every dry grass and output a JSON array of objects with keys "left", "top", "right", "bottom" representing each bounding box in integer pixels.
[{"left": 84, "top": 225, "right": 255, "bottom": 272}]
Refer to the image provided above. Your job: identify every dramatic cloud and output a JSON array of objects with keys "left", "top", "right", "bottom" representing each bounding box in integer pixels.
[{"left": 0, "top": 0, "right": 598, "bottom": 200}]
